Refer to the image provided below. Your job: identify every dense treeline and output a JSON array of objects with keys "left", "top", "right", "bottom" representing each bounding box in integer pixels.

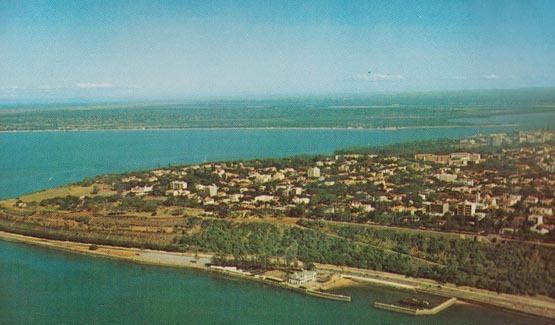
[
  {"left": 300, "top": 220, "right": 555, "bottom": 297},
  {"left": 177, "top": 218, "right": 432, "bottom": 275},
  {"left": 177, "top": 218, "right": 555, "bottom": 297}
]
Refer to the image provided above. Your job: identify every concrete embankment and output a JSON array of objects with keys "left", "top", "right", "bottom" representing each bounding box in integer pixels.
[
  {"left": 342, "top": 274, "right": 416, "bottom": 292},
  {"left": 305, "top": 289, "right": 352, "bottom": 302},
  {"left": 374, "top": 298, "right": 457, "bottom": 316}
]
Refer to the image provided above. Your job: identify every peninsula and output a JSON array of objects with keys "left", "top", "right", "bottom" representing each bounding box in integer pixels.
[{"left": 1, "top": 130, "right": 554, "bottom": 319}]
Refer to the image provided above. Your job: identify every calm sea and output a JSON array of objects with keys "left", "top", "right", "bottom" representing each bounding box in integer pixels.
[{"left": 1, "top": 123, "right": 553, "bottom": 324}]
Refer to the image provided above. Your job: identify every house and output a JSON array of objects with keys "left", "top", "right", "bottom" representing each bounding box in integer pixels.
[
  {"left": 230, "top": 194, "right": 243, "bottom": 203},
  {"left": 254, "top": 195, "right": 275, "bottom": 203},
  {"left": 529, "top": 216, "right": 549, "bottom": 234},
  {"left": 292, "top": 197, "right": 310, "bottom": 205},
  {"left": 130, "top": 185, "right": 153, "bottom": 196},
  {"left": 528, "top": 215, "right": 544, "bottom": 226},
  {"left": 288, "top": 270, "right": 317, "bottom": 286}
]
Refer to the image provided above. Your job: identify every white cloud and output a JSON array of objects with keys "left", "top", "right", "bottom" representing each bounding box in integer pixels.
[
  {"left": 481, "top": 74, "right": 498, "bottom": 80},
  {"left": 76, "top": 82, "right": 114, "bottom": 89},
  {"left": 352, "top": 73, "right": 404, "bottom": 82}
]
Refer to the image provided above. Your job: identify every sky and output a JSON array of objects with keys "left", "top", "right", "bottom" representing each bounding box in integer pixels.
[{"left": 1, "top": 0, "right": 554, "bottom": 101}]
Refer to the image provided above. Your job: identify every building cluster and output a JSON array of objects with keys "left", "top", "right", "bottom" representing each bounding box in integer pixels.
[{"left": 112, "top": 130, "right": 555, "bottom": 237}]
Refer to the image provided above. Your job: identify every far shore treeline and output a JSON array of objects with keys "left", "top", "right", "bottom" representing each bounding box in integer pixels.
[{"left": 1, "top": 88, "right": 555, "bottom": 131}]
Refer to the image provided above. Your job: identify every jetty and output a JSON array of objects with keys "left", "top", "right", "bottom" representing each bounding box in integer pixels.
[{"left": 374, "top": 297, "right": 458, "bottom": 316}]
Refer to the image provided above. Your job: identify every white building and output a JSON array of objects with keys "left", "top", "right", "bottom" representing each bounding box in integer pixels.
[
  {"left": 170, "top": 181, "right": 188, "bottom": 191},
  {"left": 254, "top": 195, "right": 275, "bottom": 203},
  {"left": 196, "top": 184, "right": 218, "bottom": 197},
  {"left": 456, "top": 201, "right": 476, "bottom": 217},
  {"left": 252, "top": 173, "right": 272, "bottom": 183},
  {"left": 436, "top": 173, "right": 457, "bottom": 183},
  {"left": 528, "top": 215, "right": 544, "bottom": 226},
  {"left": 308, "top": 167, "right": 321, "bottom": 178},
  {"left": 208, "top": 184, "right": 218, "bottom": 197},
  {"left": 272, "top": 172, "right": 285, "bottom": 181},
  {"left": 292, "top": 197, "right": 310, "bottom": 205},
  {"left": 288, "top": 270, "right": 317, "bottom": 286},
  {"left": 230, "top": 194, "right": 243, "bottom": 203},
  {"left": 131, "top": 185, "right": 153, "bottom": 196}
]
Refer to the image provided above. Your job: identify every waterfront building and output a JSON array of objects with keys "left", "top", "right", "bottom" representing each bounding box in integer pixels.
[{"left": 288, "top": 270, "right": 317, "bottom": 286}]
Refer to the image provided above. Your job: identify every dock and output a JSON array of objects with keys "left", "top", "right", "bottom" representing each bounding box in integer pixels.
[{"left": 374, "top": 297, "right": 457, "bottom": 316}]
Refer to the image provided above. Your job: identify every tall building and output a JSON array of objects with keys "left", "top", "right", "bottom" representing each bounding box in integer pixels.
[
  {"left": 425, "top": 202, "right": 449, "bottom": 216},
  {"left": 307, "top": 167, "right": 321, "bottom": 178},
  {"left": 456, "top": 201, "right": 476, "bottom": 217}
]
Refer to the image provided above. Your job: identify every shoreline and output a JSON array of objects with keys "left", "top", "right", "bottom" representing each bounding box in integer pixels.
[
  {"left": 0, "top": 123, "right": 521, "bottom": 134},
  {"left": 1, "top": 230, "right": 554, "bottom": 320}
]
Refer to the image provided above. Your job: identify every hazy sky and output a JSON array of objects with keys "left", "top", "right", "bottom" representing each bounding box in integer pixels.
[{"left": 1, "top": 0, "right": 554, "bottom": 100}]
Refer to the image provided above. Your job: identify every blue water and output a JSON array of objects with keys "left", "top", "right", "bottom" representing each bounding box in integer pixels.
[
  {"left": 1, "top": 240, "right": 549, "bottom": 325},
  {"left": 0, "top": 126, "right": 520, "bottom": 200},
  {"left": 1, "top": 125, "right": 554, "bottom": 324}
]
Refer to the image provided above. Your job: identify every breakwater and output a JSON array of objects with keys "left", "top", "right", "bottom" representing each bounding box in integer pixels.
[{"left": 374, "top": 297, "right": 458, "bottom": 316}]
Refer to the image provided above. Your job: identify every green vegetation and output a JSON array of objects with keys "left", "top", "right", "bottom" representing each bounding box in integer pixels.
[
  {"left": 2, "top": 88, "right": 555, "bottom": 130},
  {"left": 177, "top": 218, "right": 429, "bottom": 274},
  {"left": 177, "top": 218, "right": 555, "bottom": 297}
]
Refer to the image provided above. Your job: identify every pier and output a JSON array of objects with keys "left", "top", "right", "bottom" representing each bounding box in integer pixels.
[{"left": 374, "top": 297, "right": 457, "bottom": 316}]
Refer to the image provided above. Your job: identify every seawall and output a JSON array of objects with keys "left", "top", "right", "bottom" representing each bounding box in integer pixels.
[{"left": 305, "top": 289, "right": 352, "bottom": 302}]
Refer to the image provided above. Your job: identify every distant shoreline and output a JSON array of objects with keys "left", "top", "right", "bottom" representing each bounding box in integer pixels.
[{"left": 0, "top": 123, "right": 520, "bottom": 134}]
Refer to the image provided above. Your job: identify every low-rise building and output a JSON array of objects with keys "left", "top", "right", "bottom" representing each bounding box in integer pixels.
[
  {"left": 425, "top": 202, "right": 449, "bottom": 216},
  {"left": 436, "top": 173, "right": 458, "bottom": 183},
  {"left": 170, "top": 181, "right": 188, "bottom": 191},
  {"left": 288, "top": 270, "right": 317, "bottom": 286}
]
